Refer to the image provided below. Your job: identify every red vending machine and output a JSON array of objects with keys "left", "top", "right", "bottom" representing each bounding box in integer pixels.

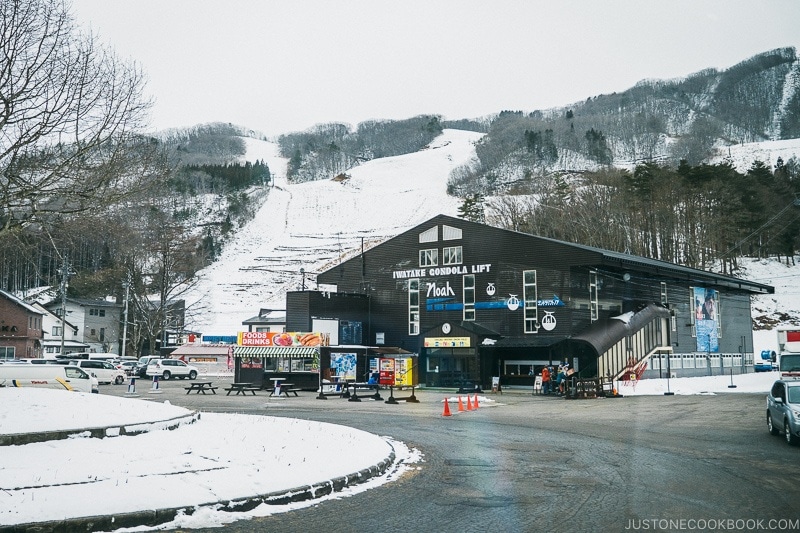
[{"left": 379, "top": 358, "right": 395, "bottom": 386}]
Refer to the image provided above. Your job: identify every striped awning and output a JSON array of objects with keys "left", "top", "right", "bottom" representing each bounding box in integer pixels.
[{"left": 233, "top": 346, "right": 319, "bottom": 358}]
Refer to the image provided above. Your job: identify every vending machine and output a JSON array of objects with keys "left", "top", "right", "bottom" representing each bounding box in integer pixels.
[{"left": 379, "top": 358, "right": 395, "bottom": 386}]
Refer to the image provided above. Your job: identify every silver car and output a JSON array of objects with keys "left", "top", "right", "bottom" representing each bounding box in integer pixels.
[{"left": 766, "top": 378, "right": 800, "bottom": 445}]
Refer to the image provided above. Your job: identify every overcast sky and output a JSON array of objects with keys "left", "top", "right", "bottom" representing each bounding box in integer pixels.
[{"left": 71, "top": 0, "right": 800, "bottom": 138}]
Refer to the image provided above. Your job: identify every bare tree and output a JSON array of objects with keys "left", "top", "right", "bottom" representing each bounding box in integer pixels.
[{"left": 0, "top": 0, "right": 151, "bottom": 233}]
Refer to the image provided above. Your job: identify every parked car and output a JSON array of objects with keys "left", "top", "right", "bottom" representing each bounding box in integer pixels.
[
  {"left": 68, "top": 359, "right": 127, "bottom": 385},
  {"left": 135, "top": 355, "right": 163, "bottom": 377},
  {"left": 119, "top": 360, "right": 138, "bottom": 376},
  {"left": 146, "top": 358, "right": 199, "bottom": 380},
  {"left": 766, "top": 378, "right": 800, "bottom": 445}
]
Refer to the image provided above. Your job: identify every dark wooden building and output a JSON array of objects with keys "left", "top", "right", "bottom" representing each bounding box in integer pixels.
[{"left": 287, "top": 214, "right": 773, "bottom": 389}]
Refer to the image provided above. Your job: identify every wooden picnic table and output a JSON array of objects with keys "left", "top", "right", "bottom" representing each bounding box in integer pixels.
[
  {"left": 184, "top": 381, "right": 218, "bottom": 395},
  {"left": 267, "top": 381, "right": 299, "bottom": 397},
  {"left": 224, "top": 382, "right": 259, "bottom": 396}
]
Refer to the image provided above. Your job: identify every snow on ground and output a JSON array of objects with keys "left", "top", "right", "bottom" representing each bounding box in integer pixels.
[
  {"left": 710, "top": 138, "right": 800, "bottom": 172},
  {"left": 0, "top": 388, "right": 420, "bottom": 529},
  {"left": 183, "top": 129, "right": 484, "bottom": 335},
  {"left": 615, "top": 368, "right": 781, "bottom": 396}
]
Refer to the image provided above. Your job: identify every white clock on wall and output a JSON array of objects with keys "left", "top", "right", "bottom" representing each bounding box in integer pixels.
[{"left": 442, "top": 323, "right": 451, "bottom": 334}]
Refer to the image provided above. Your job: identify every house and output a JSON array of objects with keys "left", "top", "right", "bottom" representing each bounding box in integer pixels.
[
  {"left": 0, "top": 288, "right": 44, "bottom": 360},
  {"left": 30, "top": 302, "right": 88, "bottom": 357},
  {"left": 42, "top": 297, "right": 122, "bottom": 355}
]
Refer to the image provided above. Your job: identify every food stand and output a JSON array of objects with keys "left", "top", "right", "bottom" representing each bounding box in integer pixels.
[{"left": 232, "top": 331, "right": 328, "bottom": 390}]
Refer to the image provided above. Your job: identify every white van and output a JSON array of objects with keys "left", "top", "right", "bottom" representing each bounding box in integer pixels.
[
  {"left": 0, "top": 364, "right": 99, "bottom": 393},
  {"left": 68, "top": 359, "right": 127, "bottom": 385}
]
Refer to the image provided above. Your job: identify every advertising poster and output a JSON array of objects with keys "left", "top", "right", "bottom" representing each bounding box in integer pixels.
[
  {"left": 694, "top": 287, "right": 719, "bottom": 352},
  {"left": 237, "top": 331, "right": 329, "bottom": 347},
  {"left": 330, "top": 353, "right": 357, "bottom": 380}
]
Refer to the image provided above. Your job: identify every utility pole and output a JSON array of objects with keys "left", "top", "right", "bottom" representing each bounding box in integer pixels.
[
  {"left": 59, "top": 256, "right": 69, "bottom": 356},
  {"left": 121, "top": 276, "right": 130, "bottom": 357}
]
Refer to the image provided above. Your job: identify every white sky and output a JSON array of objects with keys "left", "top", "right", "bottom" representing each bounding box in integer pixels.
[{"left": 70, "top": 0, "right": 800, "bottom": 137}]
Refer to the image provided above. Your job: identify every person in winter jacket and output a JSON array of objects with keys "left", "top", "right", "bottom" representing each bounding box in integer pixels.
[{"left": 541, "top": 366, "right": 551, "bottom": 395}]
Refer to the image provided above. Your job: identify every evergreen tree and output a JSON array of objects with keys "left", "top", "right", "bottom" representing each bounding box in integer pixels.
[{"left": 458, "top": 194, "right": 486, "bottom": 222}]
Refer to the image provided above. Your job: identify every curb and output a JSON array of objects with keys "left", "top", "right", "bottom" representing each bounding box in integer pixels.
[
  {"left": 1, "top": 448, "right": 397, "bottom": 533},
  {"left": 0, "top": 412, "right": 201, "bottom": 447}
]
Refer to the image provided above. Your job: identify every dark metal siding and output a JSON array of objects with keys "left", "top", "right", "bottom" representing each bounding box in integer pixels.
[{"left": 312, "top": 214, "right": 768, "bottom": 377}]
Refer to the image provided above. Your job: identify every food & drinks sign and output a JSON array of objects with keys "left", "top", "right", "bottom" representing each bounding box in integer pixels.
[{"left": 237, "top": 331, "right": 328, "bottom": 347}]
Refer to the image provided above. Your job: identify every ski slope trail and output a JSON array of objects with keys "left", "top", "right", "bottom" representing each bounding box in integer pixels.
[{"left": 183, "top": 129, "right": 485, "bottom": 335}]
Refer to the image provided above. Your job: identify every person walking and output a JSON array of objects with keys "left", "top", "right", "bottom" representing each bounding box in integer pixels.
[{"left": 541, "top": 366, "right": 551, "bottom": 395}]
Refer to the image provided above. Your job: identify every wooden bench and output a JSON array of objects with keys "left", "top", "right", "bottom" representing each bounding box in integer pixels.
[
  {"left": 266, "top": 383, "right": 299, "bottom": 397},
  {"left": 346, "top": 382, "right": 382, "bottom": 402},
  {"left": 224, "top": 383, "right": 259, "bottom": 396},
  {"left": 184, "top": 382, "right": 218, "bottom": 394}
]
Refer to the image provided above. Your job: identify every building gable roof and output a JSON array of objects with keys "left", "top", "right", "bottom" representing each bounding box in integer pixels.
[
  {"left": 0, "top": 289, "right": 43, "bottom": 316},
  {"left": 326, "top": 213, "right": 773, "bottom": 295}
]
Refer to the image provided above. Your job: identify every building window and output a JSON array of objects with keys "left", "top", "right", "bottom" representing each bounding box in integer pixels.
[
  {"left": 419, "top": 249, "right": 438, "bottom": 267},
  {"left": 442, "top": 225, "right": 462, "bottom": 240},
  {"left": 53, "top": 325, "right": 63, "bottom": 336},
  {"left": 0, "top": 347, "right": 16, "bottom": 360},
  {"left": 589, "top": 270, "right": 599, "bottom": 322},
  {"left": 443, "top": 246, "right": 463, "bottom": 265},
  {"left": 523, "top": 269, "right": 538, "bottom": 333},
  {"left": 90, "top": 329, "right": 96, "bottom": 337},
  {"left": 99, "top": 328, "right": 105, "bottom": 342},
  {"left": 419, "top": 226, "right": 438, "bottom": 243},
  {"left": 409, "top": 279, "right": 420, "bottom": 335},
  {"left": 463, "top": 274, "right": 475, "bottom": 321},
  {"left": 504, "top": 361, "right": 535, "bottom": 376}
]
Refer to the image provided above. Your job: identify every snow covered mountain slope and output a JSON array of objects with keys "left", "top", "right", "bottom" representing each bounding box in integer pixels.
[
  {"left": 709, "top": 138, "right": 800, "bottom": 171},
  {"left": 183, "top": 129, "right": 485, "bottom": 335},
  {"left": 184, "top": 131, "right": 800, "bottom": 344}
]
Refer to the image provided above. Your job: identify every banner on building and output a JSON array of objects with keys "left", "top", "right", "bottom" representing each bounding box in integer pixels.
[{"left": 237, "top": 331, "right": 329, "bottom": 347}]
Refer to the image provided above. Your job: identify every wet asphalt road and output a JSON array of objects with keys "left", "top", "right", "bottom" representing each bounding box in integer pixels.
[{"left": 105, "top": 380, "right": 800, "bottom": 533}]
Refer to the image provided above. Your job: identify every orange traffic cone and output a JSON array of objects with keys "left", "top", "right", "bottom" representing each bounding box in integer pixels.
[
  {"left": 474, "top": 393, "right": 480, "bottom": 409},
  {"left": 457, "top": 396, "right": 465, "bottom": 412},
  {"left": 466, "top": 395, "right": 473, "bottom": 410},
  {"left": 442, "top": 398, "right": 452, "bottom": 416}
]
